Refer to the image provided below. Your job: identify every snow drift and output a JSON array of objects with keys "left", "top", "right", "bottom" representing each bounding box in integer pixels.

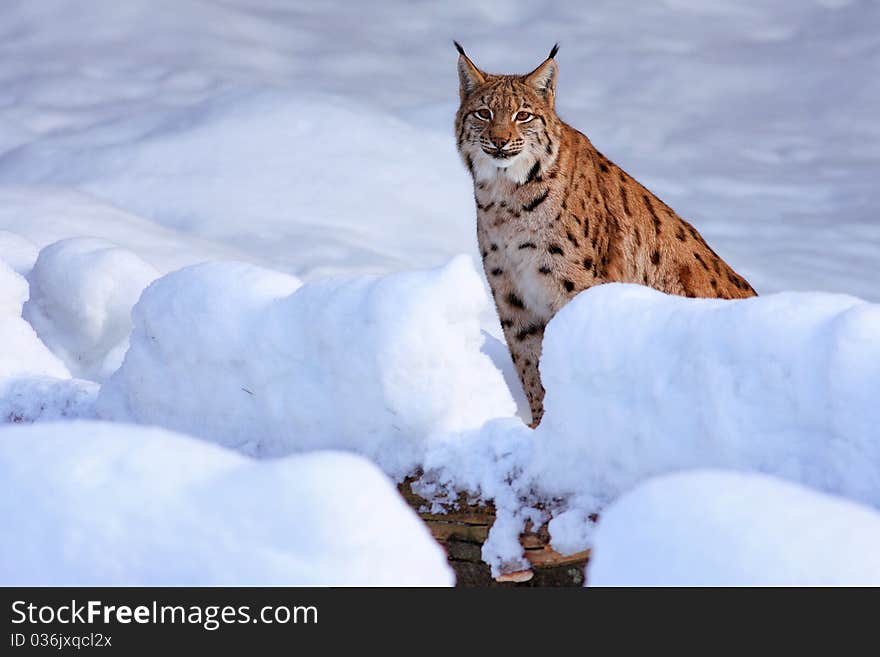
[
  {"left": 531, "top": 283, "right": 880, "bottom": 510},
  {"left": 0, "top": 90, "right": 476, "bottom": 279},
  {"left": 0, "top": 258, "right": 98, "bottom": 423},
  {"left": 23, "top": 237, "right": 159, "bottom": 381},
  {"left": 587, "top": 470, "right": 880, "bottom": 586},
  {"left": 91, "top": 261, "right": 880, "bottom": 576},
  {"left": 98, "top": 256, "right": 516, "bottom": 477},
  {"left": 0, "top": 421, "right": 454, "bottom": 586},
  {"left": 419, "top": 282, "right": 880, "bottom": 572},
  {"left": 0, "top": 187, "right": 252, "bottom": 275},
  {"left": 0, "top": 260, "right": 69, "bottom": 381}
]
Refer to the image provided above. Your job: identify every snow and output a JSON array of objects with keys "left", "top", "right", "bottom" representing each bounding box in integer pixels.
[
  {"left": 31, "top": 255, "right": 878, "bottom": 578},
  {"left": 1, "top": 0, "right": 879, "bottom": 585},
  {"left": 414, "top": 282, "right": 880, "bottom": 574},
  {"left": 530, "top": 283, "right": 880, "bottom": 510},
  {"left": 587, "top": 470, "right": 880, "bottom": 586},
  {"left": 0, "top": 187, "right": 251, "bottom": 275},
  {"left": 0, "top": 260, "right": 27, "bottom": 317},
  {"left": 0, "top": 260, "right": 70, "bottom": 381},
  {"left": 98, "top": 256, "right": 515, "bottom": 478},
  {"left": 0, "top": 91, "right": 477, "bottom": 280},
  {"left": 0, "top": 376, "right": 97, "bottom": 425},
  {"left": 0, "top": 421, "right": 454, "bottom": 586},
  {"left": 0, "top": 259, "right": 98, "bottom": 424},
  {"left": 23, "top": 238, "right": 160, "bottom": 381}
]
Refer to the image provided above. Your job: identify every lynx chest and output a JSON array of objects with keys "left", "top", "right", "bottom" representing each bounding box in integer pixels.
[{"left": 475, "top": 185, "right": 563, "bottom": 323}]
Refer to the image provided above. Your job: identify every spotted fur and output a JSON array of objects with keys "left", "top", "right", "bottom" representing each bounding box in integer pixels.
[{"left": 454, "top": 43, "right": 756, "bottom": 427}]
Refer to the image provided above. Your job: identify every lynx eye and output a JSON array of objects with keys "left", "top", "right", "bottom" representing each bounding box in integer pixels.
[
  {"left": 515, "top": 111, "right": 534, "bottom": 122},
  {"left": 474, "top": 108, "right": 492, "bottom": 121}
]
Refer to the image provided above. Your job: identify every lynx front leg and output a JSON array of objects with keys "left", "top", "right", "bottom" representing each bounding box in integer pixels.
[{"left": 499, "top": 313, "right": 547, "bottom": 428}]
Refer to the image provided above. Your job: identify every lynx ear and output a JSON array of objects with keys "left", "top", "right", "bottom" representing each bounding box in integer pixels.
[
  {"left": 524, "top": 44, "right": 559, "bottom": 107},
  {"left": 454, "top": 41, "right": 486, "bottom": 101}
]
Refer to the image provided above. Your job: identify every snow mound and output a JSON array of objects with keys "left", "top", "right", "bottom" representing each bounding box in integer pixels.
[
  {"left": 0, "top": 187, "right": 253, "bottom": 275},
  {"left": 420, "top": 283, "right": 880, "bottom": 573},
  {"left": 0, "top": 260, "right": 70, "bottom": 381},
  {"left": 0, "top": 421, "right": 453, "bottom": 586},
  {"left": 0, "top": 259, "right": 97, "bottom": 423},
  {"left": 587, "top": 470, "right": 880, "bottom": 586},
  {"left": 23, "top": 238, "right": 159, "bottom": 382},
  {"left": 98, "top": 256, "right": 515, "bottom": 477},
  {"left": 531, "top": 283, "right": 880, "bottom": 509},
  {"left": 0, "top": 90, "right": 476, "bottom": 279}
]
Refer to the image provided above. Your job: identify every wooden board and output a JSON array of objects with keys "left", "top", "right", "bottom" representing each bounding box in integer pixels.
[{"left": 399, "top": 479, "right": 590, "bottom": 587}]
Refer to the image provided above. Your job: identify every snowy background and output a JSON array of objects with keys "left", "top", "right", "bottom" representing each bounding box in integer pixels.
[{"left": 1, "top": 0, "right": 879, "bottom": 585}]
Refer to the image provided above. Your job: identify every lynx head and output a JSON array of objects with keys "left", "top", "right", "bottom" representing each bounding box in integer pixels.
[{"left": 454, "top": 43, "right": 562, "bottom": 184}]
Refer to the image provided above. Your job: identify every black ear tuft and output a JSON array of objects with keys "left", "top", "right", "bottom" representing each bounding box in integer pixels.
[
  {"left": 548, "top": 43, "right": 560, "bottom": 59},
  {"left": 453, "top": 40, "right": 466, "bottom": 56}
]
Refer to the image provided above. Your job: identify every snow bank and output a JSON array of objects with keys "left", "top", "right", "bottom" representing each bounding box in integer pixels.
[
  {"left": 0, "top": 421, "right": 453, "bottom": 586},
  {"left": 0, "top": 90, "right": 476, "bottom": 279},
  {"left": 0, "top": 187, "right": 252, "bottom": 275},
  {"left": 23, "top": 238, "right": 159, "bottom": 381},
  {"left": 531, "top": 284, "right": 880, "bottom": 510},
  {"left": 420, "top": 283, "right": 880, "bottom": 574},
  {"left": 0, "top": 260, "right": 70, "bottom": 381},
  {"left": 97, "top": 272, "right": 880, "bottom": 576},
  {"left": 98, "top": 256, "right": 515, "bottom": 477},
  {"left": 0, "top": 259, "right": 98, "bottom": 423},
  {"left": 587, "top": 470, "right": 880, "bottom": 586}
]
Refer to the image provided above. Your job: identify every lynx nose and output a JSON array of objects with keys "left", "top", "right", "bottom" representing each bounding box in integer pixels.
[{"left": 490, "top": 135, "right": 510, "bottom": 150}]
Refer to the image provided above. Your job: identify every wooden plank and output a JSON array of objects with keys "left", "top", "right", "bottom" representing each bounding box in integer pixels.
[
  {"left": 400, "top": 476, "right": 591, "bottom": 585},
  {"left": 424, "top": 519, "right": 490, "bottom": 544}
]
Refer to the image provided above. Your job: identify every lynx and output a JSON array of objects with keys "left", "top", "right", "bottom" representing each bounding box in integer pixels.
[{"left": 454, "top": 43, "right": 756, "bottom": 427}]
